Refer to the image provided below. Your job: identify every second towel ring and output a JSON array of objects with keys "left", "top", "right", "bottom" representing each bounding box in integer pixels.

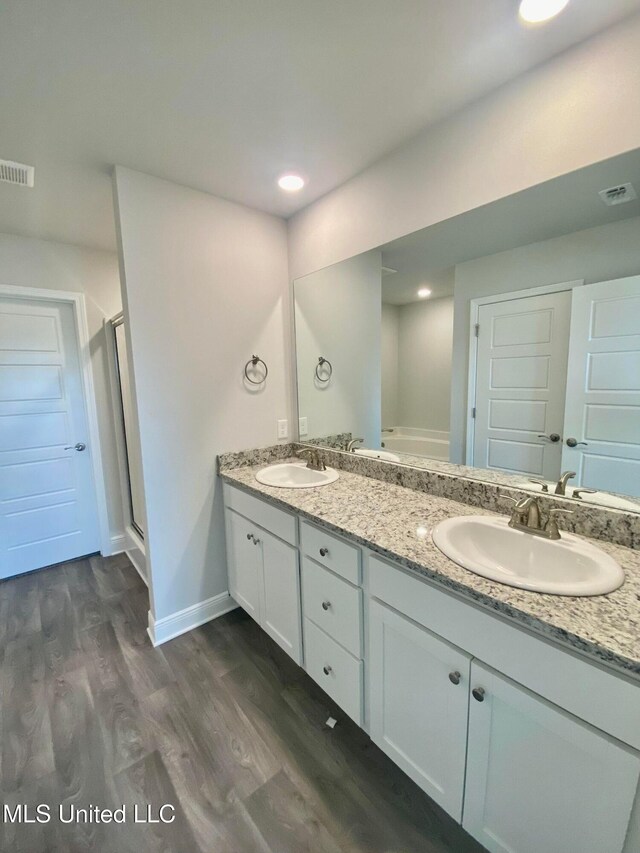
[
  {"left": 315, "top": 356, "right": 333, "bottom": 382},
  {"left": 244, "top": 355, "right": 268, "bottom": 385}
]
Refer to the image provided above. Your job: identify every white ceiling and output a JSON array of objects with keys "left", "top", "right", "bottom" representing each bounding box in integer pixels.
[
  {"left": 2, "top": 0, "right": 640, "bottom": 251},
  {"left": 382, "top": 267, "right": 456, "bottom": 305},
  {"left": 381, "top": 148, "right": 640, "bottom": 303}
]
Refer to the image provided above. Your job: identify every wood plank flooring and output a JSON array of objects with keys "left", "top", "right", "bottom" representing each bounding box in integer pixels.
[{"left": 1, "top": 554, "right": 485, "bottom": 853}]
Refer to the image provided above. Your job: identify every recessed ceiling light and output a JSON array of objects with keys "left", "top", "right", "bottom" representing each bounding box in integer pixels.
[
  {"left": 519, "top": 0, "right": 569, "bottom": 24},
  {"left": 278, "top": 174, "right": 305, "bottom": 191},
  {"left": 417, "top": 288, "right": 432, "bottom": 298}
]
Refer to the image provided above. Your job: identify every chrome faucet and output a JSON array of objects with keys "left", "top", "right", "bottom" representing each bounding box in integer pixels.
[
  {"left": 554, "top": 470, "right": 576, "bottom": 496},
  {"left": 505, "top": 495, "right": 542, "bottom": 531},
  {"left": 296, "top": 448, "right": 326, "bottom": 471},
  {"left": 499, "top": 493, "right": 573, "bottom": 540},
  {"left": 345, "top": 437, "right": 364, "bottom": 452}
]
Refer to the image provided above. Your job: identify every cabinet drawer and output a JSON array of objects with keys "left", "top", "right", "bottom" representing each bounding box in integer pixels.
[
  {"left": 223, "top": 484, "right": 297, "bottom": 545},
  {"left": 300, "top": 521, "right": 360, "bottom": 584},
  {"left": 302, "top": 557, "right": 362, "bottom": 657},
  {"left": 304, "top": 618, "right": 363, "bottom": 725}
]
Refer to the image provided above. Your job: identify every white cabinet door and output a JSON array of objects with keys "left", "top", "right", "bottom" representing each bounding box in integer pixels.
[
  {"left": 463, "top": 662, "right": 640, "bottom": 853},
  {"left": 225, "top": 509, "right": 262, "bottom": 622},
  {"left": 260, "top": 529, "right": 302, "bottom": 664},
  {"left": 562, "top": 276, "right": 640, "bottom": 497},
  {"left": 369, "top": 600, "right": 471, "bottom": 820},
  {"left": 473, "top": 290, "right": 571, "bottom": 479}
]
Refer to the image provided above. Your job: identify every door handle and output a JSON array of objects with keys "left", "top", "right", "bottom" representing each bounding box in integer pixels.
[
  {"left": 64, "top": 442, "right": 86, "bottom": 451},
  {"left": 537, "top": 433, "right": 561, "bottom": 443},
  {"left": 566, "top": 437, "right": 588, "bottom": 448}
]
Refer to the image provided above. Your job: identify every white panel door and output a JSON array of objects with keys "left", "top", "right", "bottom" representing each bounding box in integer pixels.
[
  {"left": 473, "top": 291, "right": 571, "bottom": 479},
  {"left": 260, "top": 529, "right": 302, "bottom": 664},
  {"left": 369, "top": 599, "right": 471, "bottom": 820},
  {"left": 0, "top": 297, "right": 100, "bottom": 578},
  {"left": 562, "top": 276, "right": 640, "bottom": 497},
  {"left": 225, "top": 509, "right": 262, "bottom": 622},
  {"left": 463, "top": 662, "right": 640, "bottom": 853}
]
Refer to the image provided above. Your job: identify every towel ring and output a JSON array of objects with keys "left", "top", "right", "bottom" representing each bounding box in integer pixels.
[
  {"left": 244, "top": 355, "right": 268, "bottom": 385},
  {"left": 315, "top": 356, "right": 333, "bottom": 382}
]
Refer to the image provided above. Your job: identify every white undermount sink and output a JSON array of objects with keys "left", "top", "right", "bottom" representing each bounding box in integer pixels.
[
  {"left": 431, "top": 515, "right": 624, "bottom": 596},
  {"left": 255, "top": 461, "right": 339, "bottom": 489}
]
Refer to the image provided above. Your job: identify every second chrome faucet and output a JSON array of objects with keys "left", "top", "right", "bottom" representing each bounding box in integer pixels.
[{"left": 500, "top": 494, "right": 573, "bottom": 540}]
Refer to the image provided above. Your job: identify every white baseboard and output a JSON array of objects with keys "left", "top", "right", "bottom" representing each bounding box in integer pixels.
[
  {"left": 107, "top": 533, "right": 126, "bottom": 555},
  {"left": 147, "top": 591, "right": 238, "bottom": 646}
]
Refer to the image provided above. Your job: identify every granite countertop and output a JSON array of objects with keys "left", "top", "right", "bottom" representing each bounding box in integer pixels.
[{"left": 220, "top": 460, "right": 640, "bottom": 680}]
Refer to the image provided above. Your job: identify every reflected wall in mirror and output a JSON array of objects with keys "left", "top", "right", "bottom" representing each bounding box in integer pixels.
[
  {"left": 293, "top": 148, "right": 640, "bottom": 511},
  {"left": 295, "top": 250, "right": 382, "bottom": 450}
]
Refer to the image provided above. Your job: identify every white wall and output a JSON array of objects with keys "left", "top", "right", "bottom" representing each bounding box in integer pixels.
[
  {"left": 451, "top": 215, "right": 640, "bottom": 461},
  {"left": 113, "top": 167, "right": 290, "bottom": 625},
  {"left": 396, "top": 296, "right": 453, "bottom": 432},
  {"left": 0, "top": 232, "right": 124, "bottom": 544},
  {"left": 288, "top": 15, "right": 640, "bottom": 280},
  {"left": 295, "top": 252, "right": 381, "bottom": 447},
  {"left": 381, "top": 303, "right": 399, "bottom": 428}
]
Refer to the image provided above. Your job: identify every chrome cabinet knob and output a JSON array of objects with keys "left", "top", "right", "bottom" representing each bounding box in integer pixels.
[
  {"left": 323, "top": 665, "right": 332, "bottom": 676},
  {"left": 253, "top": 537, "right": 260, "bottom": 546},
  {"left": 448, "top": 671, "right": 461, "bottom": 685},
  {"left": 321, "top": 600, "right": 331, "bottom": 611},
  {"left": 319, "top": 547, "right": 329, "bottom": 557},
  {"left": 65, "top": 442, "right": 86, "bottom": 451},
  {"left": 246, "top": 533, "right": 252, "bottom": 541},
  {"left": 472, "top": 687, "right": 486, "bottom": 702},
  {"left": 566, "top": 437, "right": 588, "bottom": 448}
]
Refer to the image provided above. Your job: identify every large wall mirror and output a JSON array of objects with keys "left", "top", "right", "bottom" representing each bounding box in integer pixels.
[{"left": 293, "top": 148, "right": 640, "bottom": 513}]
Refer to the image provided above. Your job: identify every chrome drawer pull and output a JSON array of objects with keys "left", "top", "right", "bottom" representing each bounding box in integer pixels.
[
  {"left": 319, "top": 547, "right": 329, "bottom": 557},
  {"left": 323, "top": 665, "right": 332, "bottom": 676},
  {"left": 321, "top": 600, "right": 331, "bottom": 611}
]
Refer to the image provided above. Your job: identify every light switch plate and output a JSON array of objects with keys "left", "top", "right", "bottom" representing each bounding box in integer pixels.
[
  {"left": 299, "top": 417, "right": 308, "bottom": 436},
  {"left": 277, "top": 419, "right": 288, "bottom": 439}
]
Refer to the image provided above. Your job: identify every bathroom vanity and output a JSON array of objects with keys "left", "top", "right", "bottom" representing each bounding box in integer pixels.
[{"left": 220, "top": 461, "right": 640, "bottom": 853}]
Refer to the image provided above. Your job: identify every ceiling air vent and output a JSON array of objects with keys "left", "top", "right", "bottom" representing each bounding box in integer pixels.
[
  {"left": 0, "top": 159, "right": 35, "bottom": 188},
  {"left": 598, "top": 182, "right": 637, "bottom": 206}
]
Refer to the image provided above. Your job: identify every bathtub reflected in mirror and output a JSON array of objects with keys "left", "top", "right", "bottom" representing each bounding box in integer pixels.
[{"left": 381, "top": 429, "right": 450, "bottom": 462}]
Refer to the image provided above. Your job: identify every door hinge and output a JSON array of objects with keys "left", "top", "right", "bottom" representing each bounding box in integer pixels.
[
  {"left": 474, "top": 323, "right": 480, "bottom": 338},
  {"left": 472, "top": 407, "right": 476, "bottom": 419}
]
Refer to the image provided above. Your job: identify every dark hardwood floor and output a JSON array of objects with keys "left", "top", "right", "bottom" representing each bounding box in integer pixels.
[{"left": 1, "top": 553, "right": 484, "bottom": 853}]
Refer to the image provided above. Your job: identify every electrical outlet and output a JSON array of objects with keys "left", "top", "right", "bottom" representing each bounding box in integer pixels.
[
  {"left": 299, "top": 417, "right": 308, "bottom": 436},
  {"left": 277, "top": 419, "right": 288, "bottom": 439}
]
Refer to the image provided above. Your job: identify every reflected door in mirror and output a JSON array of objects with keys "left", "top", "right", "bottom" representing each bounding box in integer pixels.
[
  {"left": 563, "top": 276, "right": 640, "bottom": 498},
  {"left": 472, "top": 291, "right": 571, "bottom": 479}
]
